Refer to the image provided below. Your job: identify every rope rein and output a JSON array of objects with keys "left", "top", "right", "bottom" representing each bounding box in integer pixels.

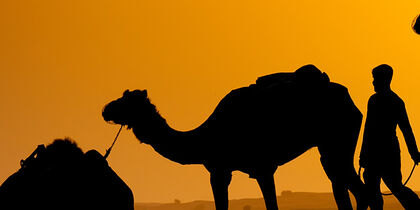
[
  {"left": 381, "top": 163, "right": 416, "bottom": 196},
  {"left": 358, "top": 163, "right": 416, "bottom": 196},
  {"left": 104, "top": 125, "right": 124, "bottom": 159}
]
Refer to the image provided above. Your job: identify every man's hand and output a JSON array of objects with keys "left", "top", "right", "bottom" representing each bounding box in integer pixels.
[{"left": 412, "top": 152, "right": 420, "bottom": 165}]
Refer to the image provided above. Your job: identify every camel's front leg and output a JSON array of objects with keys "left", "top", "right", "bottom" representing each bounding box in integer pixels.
[
  {"left": 210, "top": 170, "right": 232, "bottom": 210},
  {"left": 256, "top": 173, "right": 279, "bottom": 210}
]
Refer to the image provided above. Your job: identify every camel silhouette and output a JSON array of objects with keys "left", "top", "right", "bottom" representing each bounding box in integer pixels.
[
  {"left": 102, "top": 65, "right": 368, "bottom": 210},
  {"left": 0, "top": 138, "right": 134, "bottom": 210}
]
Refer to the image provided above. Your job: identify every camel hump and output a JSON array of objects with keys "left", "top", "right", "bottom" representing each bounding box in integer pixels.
[{"left": 256, "top": 65, "right": 330, "bottom": 88}]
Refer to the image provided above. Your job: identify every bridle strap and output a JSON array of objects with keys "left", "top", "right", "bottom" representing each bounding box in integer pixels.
[{"left": 104, "top": 125, "right": 123, "bottom": 159}]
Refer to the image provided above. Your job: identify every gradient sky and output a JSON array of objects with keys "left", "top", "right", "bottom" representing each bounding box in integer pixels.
[{"left": 1, "top": 0, "right": 420, "bottom": 203}]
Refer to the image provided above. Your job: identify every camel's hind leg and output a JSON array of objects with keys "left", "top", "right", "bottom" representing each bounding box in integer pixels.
[
  {"left": 319, "top": 151, "right": 368, "bottom": 210},
  {"left": 209, "top": 169, "right": 232, "bottom": 210},
  {"left": 319, "top": 156, "right": 353, "bottom": 209},
  {"left": 256, "top": 174, "right": 279, "bottom": 210},
  {"left": 326, "top": 164, "right": 367, "bottom": 210},
  {"left": 347, "top": 169, "right": 368, "bottom": 210}
]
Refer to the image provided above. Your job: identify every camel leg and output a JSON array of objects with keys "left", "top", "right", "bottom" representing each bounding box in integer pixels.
[
  {"left": 256, "top": 173, "right": 279, "bottom": 210},
  {"left": 326, "top": 160, "right": 369, "bottom": 209},
  {"left": 318, "top": 157, "right": 369, "bottom": 210},
  {"left": 318, "top": 154, "right": 353, "bottom": 210},
  {"left": 346, "top": 169, "right": 369, "bottom": 210},
  {"left": 331, "top": 182, "right": 353, "bottom": 210},
  {"left": 210, "top": 170, "right": 232, "bottom": 210}
]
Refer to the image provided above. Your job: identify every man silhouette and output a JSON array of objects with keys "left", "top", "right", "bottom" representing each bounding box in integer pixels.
[{"left": 360, "top": 64, "right": 420, "bottom": 209}]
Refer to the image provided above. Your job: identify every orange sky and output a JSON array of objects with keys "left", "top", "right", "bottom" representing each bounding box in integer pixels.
[{"left": 1, "top": 0, "right": 420, "bottom": 203}]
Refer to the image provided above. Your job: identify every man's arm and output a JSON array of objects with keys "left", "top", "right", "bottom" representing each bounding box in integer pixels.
[
  {"left": 359, "top": 97, "right": 373, "bottom": 168},
  {"left": 359, "top": 124, "right": 369, "bottom": 168},
  {"left": 398, "top": 101, "right": 420, "bottom": 163}
]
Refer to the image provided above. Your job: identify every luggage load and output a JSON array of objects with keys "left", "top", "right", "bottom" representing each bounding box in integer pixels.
[
  {"left": 255, "top": 64, "right": 330, "bottom": 88},
  {"left": 0, "top": 138, "right": 134, "bottom": 210}
]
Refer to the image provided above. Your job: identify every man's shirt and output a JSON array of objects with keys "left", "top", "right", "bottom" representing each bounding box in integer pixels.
[{"left": 360, "top": 91, "right": 418, "bottom": 166}]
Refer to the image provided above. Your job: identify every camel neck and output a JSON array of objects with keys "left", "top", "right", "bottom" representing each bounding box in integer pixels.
[{"left": 131, "top": 117, "right": 203, "bottom": 165}]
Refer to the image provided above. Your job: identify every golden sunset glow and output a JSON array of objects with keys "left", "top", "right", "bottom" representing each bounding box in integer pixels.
[{"left": 1, "top": 0, "right": 420, "bottom": 203}]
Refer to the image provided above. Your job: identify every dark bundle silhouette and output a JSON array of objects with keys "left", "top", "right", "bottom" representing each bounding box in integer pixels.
[
  {"left": 0, "top": 138, "right": 134, "bottom": 210},
  {"left": 413, "top": 14, "right": 420, "bottom": 35},
  {"left": 102, "top": 65, "right": 367, "bottom": 210}
]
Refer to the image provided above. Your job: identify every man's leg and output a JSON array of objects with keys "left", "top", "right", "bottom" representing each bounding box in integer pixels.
[
  {"left": 382, "top": 163, "right": 420, "bottom": 210},
  {"left": 363, "top": 167, "right": 383, "bottom": 210}
]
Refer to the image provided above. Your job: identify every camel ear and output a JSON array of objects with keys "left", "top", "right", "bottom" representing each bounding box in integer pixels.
[
  {"left": 142, "top": 90, "right": 148, "bottom": 97},
  {"left": 123, "top": 89, "right": 130, "bottom": 97}
]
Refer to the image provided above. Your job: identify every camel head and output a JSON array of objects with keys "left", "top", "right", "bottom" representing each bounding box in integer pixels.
[{"left": 102, "top": 89, "right": 157, "bottom": 129}]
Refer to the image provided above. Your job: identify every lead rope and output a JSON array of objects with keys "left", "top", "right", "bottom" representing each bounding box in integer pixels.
[
  {"left": 358, "top": 163, "right": 416, "bottom": 196},
  {"left": 104, "top": 125, "right": 123, "bottom": 159}
]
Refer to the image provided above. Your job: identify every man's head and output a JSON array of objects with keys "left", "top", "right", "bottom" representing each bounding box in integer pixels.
[{"left": 372, "top": 64, "right": 393, "bottom": 93}]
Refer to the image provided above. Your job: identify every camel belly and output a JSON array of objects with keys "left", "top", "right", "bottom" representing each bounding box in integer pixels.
[{"left": 204, "top": 134, "right": 315, "bottom": 172}]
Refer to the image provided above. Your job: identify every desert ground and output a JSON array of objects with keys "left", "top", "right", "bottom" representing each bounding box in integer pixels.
[{"left": 135, "top": 191, "right": 415, "bottom": 210}]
